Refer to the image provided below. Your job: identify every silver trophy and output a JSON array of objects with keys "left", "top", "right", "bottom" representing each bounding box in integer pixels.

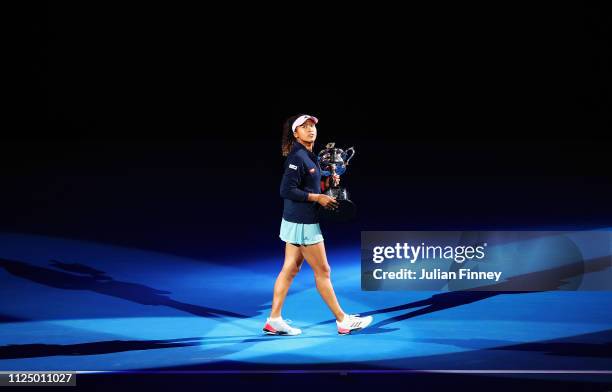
[{"left": 318, "top": 142, "right": 356, "bottom": 222}]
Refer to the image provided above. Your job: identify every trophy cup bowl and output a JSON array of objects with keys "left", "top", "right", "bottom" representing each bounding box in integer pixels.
[{"left": 317, "top": 142, "right": 356, "bottom": 222}]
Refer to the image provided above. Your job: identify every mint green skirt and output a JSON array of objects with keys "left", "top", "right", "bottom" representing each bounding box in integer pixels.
[{"left": 279, "top": 218, "right": 324, "bottom": 245}]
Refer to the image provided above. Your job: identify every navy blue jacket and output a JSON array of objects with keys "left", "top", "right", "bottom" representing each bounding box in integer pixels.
[{"left": 280, "top": 141, "right": 323, "bottom": 224}]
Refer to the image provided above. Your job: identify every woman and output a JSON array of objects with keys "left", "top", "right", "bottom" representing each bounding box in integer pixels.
[{"left": 262, "top": 114, "right": 373, "bottom": 336}]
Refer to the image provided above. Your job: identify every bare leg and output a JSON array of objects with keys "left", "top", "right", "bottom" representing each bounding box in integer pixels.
[
  {"left": 270, "top": 242, "right": 304, "bottom": 318},
  {"left": 300, "top": 241, "right": 345, "bottom": 322}
]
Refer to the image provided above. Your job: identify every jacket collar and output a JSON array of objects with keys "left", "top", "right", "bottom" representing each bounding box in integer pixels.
[{"left": 291, "top": 141, "right": 317, "bottom": 160}]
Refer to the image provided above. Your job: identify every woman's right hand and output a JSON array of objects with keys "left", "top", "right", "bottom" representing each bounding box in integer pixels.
[{"left": 317, "top": 194, "right": 339, "bottom": 210}]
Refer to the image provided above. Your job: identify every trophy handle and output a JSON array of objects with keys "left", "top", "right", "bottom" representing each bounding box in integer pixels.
[{"left": 344, "top": 147, "right": 356, "bottom": 165}]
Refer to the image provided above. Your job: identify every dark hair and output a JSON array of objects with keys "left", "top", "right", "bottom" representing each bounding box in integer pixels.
[{"left": 281, "top": 114, "right": 302, "bottom": 156}]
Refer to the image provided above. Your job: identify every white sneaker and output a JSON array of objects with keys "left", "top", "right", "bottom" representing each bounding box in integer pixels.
[
  {"left": 262, "top": 317, "right": 302, "bottom": 336},
  {"left": 336, "top": 313, "right": 373, "bottom": 335}
]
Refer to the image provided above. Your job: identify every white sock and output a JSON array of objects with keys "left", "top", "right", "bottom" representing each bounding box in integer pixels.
[{"left": 269, "top": 316, "right": 282, "bottom": 322}]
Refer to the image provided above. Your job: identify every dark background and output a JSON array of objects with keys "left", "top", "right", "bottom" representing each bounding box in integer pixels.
[{"left": 4, "top": 4, "right": 610, "bottom": 263}]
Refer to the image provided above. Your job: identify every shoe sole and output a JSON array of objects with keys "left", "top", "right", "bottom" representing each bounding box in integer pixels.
[
  {"left": 263, "top": 328, "right": 301, "bottom": 336},
  {"left": 338, "top": 327, "right": 363, "bottom": 335}
]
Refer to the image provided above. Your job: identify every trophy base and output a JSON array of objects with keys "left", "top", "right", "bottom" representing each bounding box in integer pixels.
[{"left": 318, "top": 199, "right": 356, "bottom": 222}]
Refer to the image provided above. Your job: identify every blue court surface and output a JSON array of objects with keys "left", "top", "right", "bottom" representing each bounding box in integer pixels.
[{"left": 1, "top": 232, "right": 611, "bottom": 384}]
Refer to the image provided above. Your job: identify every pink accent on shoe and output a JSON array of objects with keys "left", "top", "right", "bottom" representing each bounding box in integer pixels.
[
  {"left": 264, "top": 323, "right": 277, "bottom": 333},
  {"left": 338, "top": 327, "right": 350, "bottom": 334}
]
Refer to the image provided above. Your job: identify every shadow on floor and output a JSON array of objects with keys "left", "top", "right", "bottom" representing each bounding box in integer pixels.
[
  {"left": 0, "top": 337, "right": 203, "bottom": 359},
  {"left": 415, "top": 328, "right": 612, "bottom": 358},
  {"left": 0, "top": 257, "right": 253, "bottom": 319}
]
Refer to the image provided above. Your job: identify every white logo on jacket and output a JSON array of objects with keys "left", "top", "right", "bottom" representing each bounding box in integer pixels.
[{"left": 289, "top": 164, "right": 298, "bottom": 170}]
